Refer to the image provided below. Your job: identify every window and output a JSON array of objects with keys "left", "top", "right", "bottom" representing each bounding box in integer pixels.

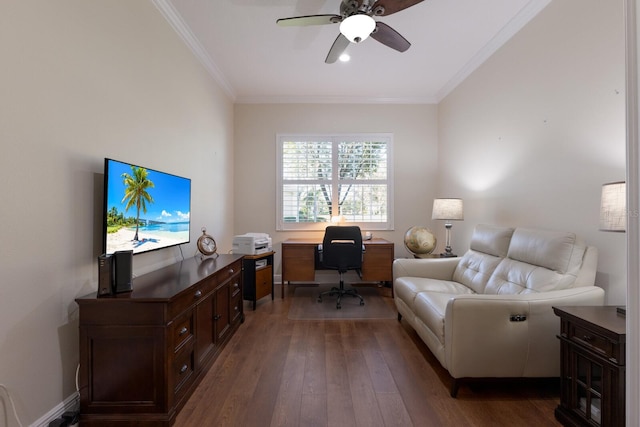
[{"left": 276, "top": 133, "right": 393, "bottom": 231}]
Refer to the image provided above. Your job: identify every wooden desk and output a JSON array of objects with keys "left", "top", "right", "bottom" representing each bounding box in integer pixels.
[{"left": 281, "top": 238, "right": 394, "bottom": 298}]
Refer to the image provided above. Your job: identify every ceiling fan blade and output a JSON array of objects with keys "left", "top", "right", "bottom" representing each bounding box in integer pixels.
[
  {"left": 372, "top": 0, "right": 424, "bottom": 16},
  {"left": 276, "top": 14, "right": 341, "bottom": 27},
  {"left": 371, "top": 22, "right": 410, "bottom": 52},
  {"left": 325, "top": 34, "right": 350, "bottom": 64}
]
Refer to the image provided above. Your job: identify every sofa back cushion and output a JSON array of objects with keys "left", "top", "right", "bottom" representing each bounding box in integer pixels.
[
  {"left": 484, "top": 227, "right": 588, "bottom": 294},
  {"left": 469, "top": 224, "right": 514, "bottom": 257},
  {"left": 507, "top": 228, "right": 586, "bottom": 274},
  {"left": 452, "top": 224, "right": 515, "bottom": 294}
]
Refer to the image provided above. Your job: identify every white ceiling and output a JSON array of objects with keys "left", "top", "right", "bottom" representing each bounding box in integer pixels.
[{"left": 153, "top": 0, "right": 551, "bottom": 104}]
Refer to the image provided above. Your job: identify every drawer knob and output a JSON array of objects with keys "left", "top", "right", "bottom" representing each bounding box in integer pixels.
[
  {"left": 234, "top": 282, "right": 239, "bottom": 288},
  {"left": 179, "top": 326, "right": 188, "bottom": 335},
  {"left": 583, "top": 335, "right": 593, "bottom": 342},
  {"left": 214, "top": 314, "right": 221, "bottom": 321},
  {"left": 180, "top": 364, "right": 188, "bottom": 374},
  {"left": 194, "top": 290, "right": 202, "bottom": 298},
  {"left": 229, "top": 268, "right": 235, "bottom": 274}
]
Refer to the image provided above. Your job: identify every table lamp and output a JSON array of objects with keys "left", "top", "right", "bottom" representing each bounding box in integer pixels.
[
  {"left": 599, "top": 181, "right": 625, "bottom": 232},
  {"left": 432, "top": 198, "right": 464, "bottom": 257}
]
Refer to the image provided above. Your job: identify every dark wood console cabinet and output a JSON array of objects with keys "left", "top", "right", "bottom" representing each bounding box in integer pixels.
[
  {"left": 553, "top": 306, "right": 626, "bottom": 427},
  {"left": 76, "top": 254, "right": 244, "bottom": 426}
]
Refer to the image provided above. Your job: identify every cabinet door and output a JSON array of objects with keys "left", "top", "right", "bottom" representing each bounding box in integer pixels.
[
  {"left": 214, "top": 283, "right": 231, "bottom": 342},
  {"left": 255, "top": 265, "right": 272, "bottom": 300},
  {"left": 80, "top": 325, "right": 166, "bottom": 413},
  {"left": 195, "top": 292, "right": 216, "bottom": 369}
]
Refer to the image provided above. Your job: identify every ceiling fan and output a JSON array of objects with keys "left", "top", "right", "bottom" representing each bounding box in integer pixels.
[{"left": 276, "top": 0, "right": 424, "bottom": 64}]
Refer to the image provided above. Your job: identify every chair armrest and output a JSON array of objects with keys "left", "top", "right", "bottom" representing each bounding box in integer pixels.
[
  {"left": 393, "top": 257, "right": 460, "bottom": 281},
  {"left": 443, "top": 286, "right": 605, "bottom": 378}
]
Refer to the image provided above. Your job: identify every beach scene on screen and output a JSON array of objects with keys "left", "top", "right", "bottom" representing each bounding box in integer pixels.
[{"left": 105, "top": 160, "right": 190, "bottom": 254}]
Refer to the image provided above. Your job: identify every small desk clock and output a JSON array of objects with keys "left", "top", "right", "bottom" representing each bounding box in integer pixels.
[{"left": 197, "top": 227, "right": 218, "bottom": 258}]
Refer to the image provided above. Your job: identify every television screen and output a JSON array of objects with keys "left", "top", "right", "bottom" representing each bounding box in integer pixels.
[{"left": 103, "top": 158, "right": 191, "bottom": 255}]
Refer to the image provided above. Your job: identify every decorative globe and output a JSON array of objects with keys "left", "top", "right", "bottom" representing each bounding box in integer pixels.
[{"left": 404, "top": 226, "right": 437, "bottom": 258}]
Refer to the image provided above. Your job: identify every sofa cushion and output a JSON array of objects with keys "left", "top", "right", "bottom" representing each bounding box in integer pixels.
[
  {"left": 507, "top": 228, "right": 586, "bottom": 274},
  {"left": 452, "top": 250, "right": 504, "bottom": 294},
  {"left": 450, "top": 224, "right": 514, "bottom": 294},
  {"left": 394, "top": 276, "right": 474, "bottom": 310},
  {"left": 413, "top": 292, "right": 454, "bottom": 345},
  {"left": 484, "top": 258, "right": 580, "bottom": 294},
  {"left": 469, "top": 224, "right": 515, "bottom": 257}
]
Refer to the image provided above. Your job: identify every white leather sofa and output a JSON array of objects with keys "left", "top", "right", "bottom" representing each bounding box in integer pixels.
[{"left": 393, "top": 224, "right": 604, "bottom": 396}]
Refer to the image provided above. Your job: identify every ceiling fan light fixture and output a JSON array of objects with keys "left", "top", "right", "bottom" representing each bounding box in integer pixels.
[{"left": 339, "top": 14, "right": 375, "bottom": 43}]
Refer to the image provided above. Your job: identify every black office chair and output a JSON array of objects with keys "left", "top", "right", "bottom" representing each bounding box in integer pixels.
[{"left": 317, "top": 226, "right": 365, "bottom": 309}]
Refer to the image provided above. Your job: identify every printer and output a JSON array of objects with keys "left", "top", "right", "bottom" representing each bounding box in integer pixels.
[{"left": 232, "top": 233, "right": 272, "bottom": 255}]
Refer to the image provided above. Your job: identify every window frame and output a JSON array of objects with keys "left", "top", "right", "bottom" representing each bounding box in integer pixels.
[{"left": 276, "top": 133, "right": 394, "bottom": 231}]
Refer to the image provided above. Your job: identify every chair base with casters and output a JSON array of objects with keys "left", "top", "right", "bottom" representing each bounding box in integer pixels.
[{"left": 317, "top": 272, "right": 365, "bottom": 309}]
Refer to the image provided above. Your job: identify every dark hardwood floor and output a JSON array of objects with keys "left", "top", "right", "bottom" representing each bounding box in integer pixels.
[{"left": 174, "top": 284, "right": 562, "bottom": 427}]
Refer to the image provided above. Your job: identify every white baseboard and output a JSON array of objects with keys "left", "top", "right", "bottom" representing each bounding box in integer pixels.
[{"left": 30, "top": 392, "right": 78, "bottom": 427}]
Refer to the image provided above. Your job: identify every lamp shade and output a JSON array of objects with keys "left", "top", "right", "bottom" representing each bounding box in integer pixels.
[
  {"left": 339, "top": 14, "right": 376, "bottom": 43},
  {"left": 599, "top": 181, "right": 625, "bottom": 232},
  {"left": 432, "top": 198, "right": 464, "bottom": 221}
]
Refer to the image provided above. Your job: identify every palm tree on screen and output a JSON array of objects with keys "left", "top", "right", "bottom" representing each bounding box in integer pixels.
[{"left": 121, "top": 166, "right": 154, "bottom": 241}]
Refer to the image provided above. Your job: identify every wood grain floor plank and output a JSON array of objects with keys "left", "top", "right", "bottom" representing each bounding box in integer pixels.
[
  {"left": 174, "top": 284, "right": 563, "bottom": 427},
  {"left": 345, "top": 349, "right": 385, "bottom": 427}
]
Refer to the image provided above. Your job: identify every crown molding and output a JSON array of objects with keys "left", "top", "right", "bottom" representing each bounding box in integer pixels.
[
  {"left": 235, "top": 95, "right": 438, "bottom": 105},
  {"left": 435, "top": 0, "right": 552, "bottom": 103},
  {"left": 151, "top": 0, "right": 236, "bottom": 101}
]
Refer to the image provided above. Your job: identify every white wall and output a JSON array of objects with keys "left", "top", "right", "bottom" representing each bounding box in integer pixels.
[
  {"left": 234, "top": 103, "right": 439, "bottom": 273},
  {"left": 0, "top": 1, "right": 234, "bottom": 425},
  {"left": 437, "top": 0, "right": 626, "bottom": 304}
]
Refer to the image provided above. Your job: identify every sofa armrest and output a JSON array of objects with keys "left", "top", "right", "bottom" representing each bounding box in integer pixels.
[
  {"left": 443, "top": 286, "right": 605, "bottom": 379},
  {"left": 393, "top": 257, "right": 461, "bottom": 281}
]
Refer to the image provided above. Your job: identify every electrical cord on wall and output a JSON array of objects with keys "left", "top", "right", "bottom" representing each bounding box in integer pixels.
[{"left": 0, "top": 383, "right": 24, "bottom": 427}]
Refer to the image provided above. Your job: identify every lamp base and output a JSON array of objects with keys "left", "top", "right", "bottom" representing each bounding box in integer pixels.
[{"left": 439, "top": 252, "right": 457, "bottom": 258}]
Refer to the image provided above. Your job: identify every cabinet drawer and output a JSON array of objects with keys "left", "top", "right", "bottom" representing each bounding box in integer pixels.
[
  {"left": 231, "top": 287, "right": 243, "bottom": 323},
  {"left": 172, "top": 310, "right": 194, "bottom": 352},
  {"left": 220, "top": 259, "right": 242, "bottom": 282},
  {"left": 169, "top": 276, "right": 217, "bottom": 319},
  {"left": 570, "top": 323, "right": 619, "bottom": 362},
  {"left": 255, "top": 266, "right": 272, "bottom": 299},
  {"left": 230, "top": 277, "right": 241, "bottom": 299},
  {"left": 172, "top": 345, "right": 195, "bottom": 397}
]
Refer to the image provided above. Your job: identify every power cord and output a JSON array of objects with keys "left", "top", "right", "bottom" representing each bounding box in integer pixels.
[{"left": 0, "top": 384, "right": 24, "bottom": 427}]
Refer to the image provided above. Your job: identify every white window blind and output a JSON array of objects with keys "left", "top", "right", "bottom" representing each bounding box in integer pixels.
[{"left": 277, "top": 134, "right": 393, "bottom": 231}]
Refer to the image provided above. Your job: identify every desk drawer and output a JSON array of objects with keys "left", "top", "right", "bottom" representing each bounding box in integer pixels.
[
  {"left": 283, "top": 245, "right": 316, "bottom": 281},
  {"left": 362, "top": 244, "right": 393, "bottom": 281}
]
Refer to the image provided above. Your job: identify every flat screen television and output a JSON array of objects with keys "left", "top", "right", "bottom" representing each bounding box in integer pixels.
[{"left": 103, "top": 158, "right": 191, "bottom": 255}]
